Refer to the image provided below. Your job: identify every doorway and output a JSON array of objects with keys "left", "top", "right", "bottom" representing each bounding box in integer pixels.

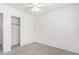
[
  {"left": 0, "top": 13, "right": 3, "bottom": 53},
  {"left": 11, "top": 16, "right": 20, "bottom": 49}
]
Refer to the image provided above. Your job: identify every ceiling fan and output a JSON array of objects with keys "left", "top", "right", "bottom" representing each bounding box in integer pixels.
[{"left": 23, "top": 3, "right": 42, "bottom": 13}]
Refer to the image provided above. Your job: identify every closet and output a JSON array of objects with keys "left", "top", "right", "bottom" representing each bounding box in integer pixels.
[
  {"left": 11, "top": 16, "right": 20, "bottom": 48},
  {"left": 0, "top": 13, "right": 3, "bottom": 52}
]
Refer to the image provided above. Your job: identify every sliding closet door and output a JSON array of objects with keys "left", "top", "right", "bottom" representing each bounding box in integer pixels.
[
  {"left": 11, "top": 16, "right": 20, "bottom": 46},
  {"left": 0, "top": 14, "right": 3, "bottom": 46}
]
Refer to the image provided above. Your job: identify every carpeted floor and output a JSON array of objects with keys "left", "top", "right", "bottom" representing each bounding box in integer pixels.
[
  {"left": 0, "top": 46, "right": 3, "bottom": 55},
  {"left": 2, "top": 42, "right": 78, "bottom": 55}
]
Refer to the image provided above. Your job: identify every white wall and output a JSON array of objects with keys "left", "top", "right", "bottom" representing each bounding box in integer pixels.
[
  {"left": 0, "top": 4, "right": 34, "bottom": 52},
  {"left": 35, "top": 5, "right": 79, "bottom": 53}
]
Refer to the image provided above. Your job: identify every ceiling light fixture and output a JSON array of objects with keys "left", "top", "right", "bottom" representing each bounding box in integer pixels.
[{"left": 31, "top": 3, "right": 42, "bottom": 13}]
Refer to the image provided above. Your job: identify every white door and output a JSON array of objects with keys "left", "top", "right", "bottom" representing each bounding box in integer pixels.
[{"left": 11, "top": 16, "right": 20, "bottom": 46}]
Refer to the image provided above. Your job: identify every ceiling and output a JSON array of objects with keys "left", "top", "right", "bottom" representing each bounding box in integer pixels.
[{"left": 2, "top": 3, "right": 79, "bottom": 15}]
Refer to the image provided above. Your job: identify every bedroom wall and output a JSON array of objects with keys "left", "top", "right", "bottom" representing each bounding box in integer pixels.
[{"left": 35, "top": 5, "right": 79, "bottom": 53}]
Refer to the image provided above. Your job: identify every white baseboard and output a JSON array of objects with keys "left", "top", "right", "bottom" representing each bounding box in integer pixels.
[{"left": 35, "top": 40, "right": 79, "bottom": 54}]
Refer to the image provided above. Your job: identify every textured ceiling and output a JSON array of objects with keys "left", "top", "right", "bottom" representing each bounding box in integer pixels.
[{"left": 2, "top": 3, "right": 79, "bottom": 14}]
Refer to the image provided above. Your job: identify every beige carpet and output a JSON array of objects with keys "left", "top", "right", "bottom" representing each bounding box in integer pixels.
[
  {"left": 3, "top": 42, "right": 78, "bottom": 55},
  {"left": 0, "top": 46, "right": 3, "bottom": 55}
]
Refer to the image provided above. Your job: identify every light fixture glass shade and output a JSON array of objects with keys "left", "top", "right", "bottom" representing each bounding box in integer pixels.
[
  {"left": 31, "top": 6, "right": 41, "bottom": 13},
  {"left": 31, "top": 3, "right": 42, "bottom": 13}
]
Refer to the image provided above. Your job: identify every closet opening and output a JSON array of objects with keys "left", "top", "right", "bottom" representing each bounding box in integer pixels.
[
  {"left": 0, "top": 13, "right": 3, "bottom": 53},
  {"left": 11, "top": 16, "right": 20, "bottom": 50}
]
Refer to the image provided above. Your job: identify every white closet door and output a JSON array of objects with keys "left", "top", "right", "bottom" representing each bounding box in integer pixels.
[{"left": 11, "top": 16, "right": 20, "bottom": 46}]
